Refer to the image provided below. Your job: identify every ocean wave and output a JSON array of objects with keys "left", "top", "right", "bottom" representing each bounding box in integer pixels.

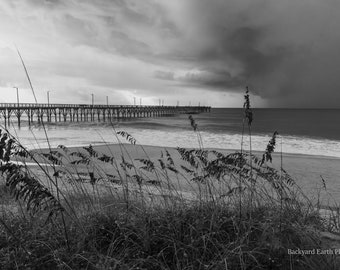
[
  {"left": 6, "top": 125, "right": 340, "bottom": 158},
  {"left": 119, "top": 121, "right": 174, "bottom": 129},
  {"left": 124, "top": 129, "right": 340, "bottom": 158}
]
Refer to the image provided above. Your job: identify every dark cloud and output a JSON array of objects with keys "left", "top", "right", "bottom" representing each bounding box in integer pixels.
[
  {"left": 154, "top": 70, "right": 175, "bottom": 80},
  {"left": 149, "top": 0, "right": 340, "bottom": 107},
  {"left": 180, "top": 70, "right": 243, "bottom": 89},
  {"left": 53, "top": 14, "right": 100, "bottom": 46},
  {"left": 2, "top": 0, "right": 340, "bottom": 107},
  {"left": 21, "top": 0, "right": 67, "bottom": 11},
  {"left": 109, "top": 30, "right": 152, "bottom": 57}
]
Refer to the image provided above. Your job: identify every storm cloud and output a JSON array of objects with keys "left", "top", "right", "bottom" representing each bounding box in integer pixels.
[
  {"left": 158, "top": 0, "right": 340, "bottom": 107},
  {"left": 0, "top": 0, "right": 339, "bottom": 107}
]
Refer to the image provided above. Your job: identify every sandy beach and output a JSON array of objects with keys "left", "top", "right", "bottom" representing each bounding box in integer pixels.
[{"left": 21, "top": 142, "right": 340, "bottom": 207}]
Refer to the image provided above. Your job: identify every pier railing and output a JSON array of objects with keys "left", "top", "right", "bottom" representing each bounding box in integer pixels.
[{"left": 0, "top": 103, "right": 198, "bottom": 108}]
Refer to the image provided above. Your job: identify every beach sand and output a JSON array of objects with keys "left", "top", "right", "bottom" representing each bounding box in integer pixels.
[{"left": 20, "top": 143, "right": 340, "bottom": 207}]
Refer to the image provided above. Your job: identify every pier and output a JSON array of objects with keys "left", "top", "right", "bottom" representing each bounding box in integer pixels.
[{"left": 0, "top": 103, "right": 210, "bottom": 127}]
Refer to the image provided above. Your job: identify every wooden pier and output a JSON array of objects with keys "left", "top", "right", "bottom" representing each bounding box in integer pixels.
[{"left": 0, "top": 103, "right": 210, "bottom": 127}]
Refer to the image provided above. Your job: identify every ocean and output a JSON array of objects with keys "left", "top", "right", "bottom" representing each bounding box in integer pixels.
[{"left": 5, "top": 108, "right": 340, "bottom": 158}]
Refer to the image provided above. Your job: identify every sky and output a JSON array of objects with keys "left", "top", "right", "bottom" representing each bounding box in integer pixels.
[{"left": 0, "top": 0, "right": 340, "bottom": 108}]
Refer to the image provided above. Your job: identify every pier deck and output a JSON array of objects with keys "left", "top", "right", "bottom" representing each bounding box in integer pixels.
[{"left": 0, "top": 103, "right": 210, "bottom": 127}]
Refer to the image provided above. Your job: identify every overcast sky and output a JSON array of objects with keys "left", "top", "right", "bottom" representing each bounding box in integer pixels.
[{"left": 1, "top": 0, "right": 340, "bottom": 107}]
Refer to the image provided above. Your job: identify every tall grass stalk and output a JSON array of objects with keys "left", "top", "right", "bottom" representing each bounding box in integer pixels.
[
  {"left": 239, "top": 87, "right": 253, "bottom": 224},
  {"left": 188, "top": 114, "right": 204, "bottom": 150},
  {"left": 16, "top": 47, "right": 38, "bottom": 103},
  {"left": 280, "top": 135, "right": 283, "bottom": 231},
  {"left": 15, "top": 48, "right": 71, "bottom": 250}
]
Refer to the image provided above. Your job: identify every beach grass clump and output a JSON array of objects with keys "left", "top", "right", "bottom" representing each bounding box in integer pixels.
[{"left": 0, "top": 193, "right": 332, "bottom": 269}]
